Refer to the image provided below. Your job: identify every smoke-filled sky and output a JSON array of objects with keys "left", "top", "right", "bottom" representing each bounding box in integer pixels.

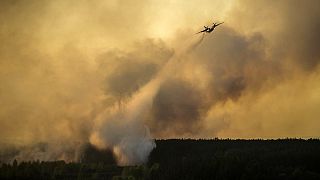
[{"left": 1, "top": 0, "right": 320, "bottom": 164}]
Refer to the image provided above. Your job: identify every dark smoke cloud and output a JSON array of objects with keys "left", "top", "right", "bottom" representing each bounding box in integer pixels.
[
  {"left": 229, "top": 0, "right": 320, "bottom": 70},
  {"left": 202, "top": 0, "right": 320, "bottom": 138},
  {"left": 149, "top": 79, "right": 205, "bottom": 137},
  {"left": 276, "top": 1, "right": 320, "bottom": 70},
  {"left": 97, "top": 39, "right": 174, "bottom": 102},
  {"left": 194, "top": 27, "right": 280, "bottom": 102},
  {"left": 145, "top": 0, "right": 320, "bottom": 138}
]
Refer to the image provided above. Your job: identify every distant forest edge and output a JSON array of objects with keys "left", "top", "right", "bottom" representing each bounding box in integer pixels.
[{"left": 1, "top": 139, "right": 320, "bottom": 180}]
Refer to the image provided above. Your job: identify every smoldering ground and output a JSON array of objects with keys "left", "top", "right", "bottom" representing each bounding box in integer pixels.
[{"left": 1, "top": 0, "right": 320, "bottom": 165}]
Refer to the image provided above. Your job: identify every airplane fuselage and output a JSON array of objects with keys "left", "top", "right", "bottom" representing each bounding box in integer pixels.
[
  {"left": 206, "top": 26, "right": 216, "bottom": 33},
  {"left": 196, "top": 22, "right": 223, "bottom": 34},
  {"left": 206, "top": 28, "right": 214, "bottom": 33}
]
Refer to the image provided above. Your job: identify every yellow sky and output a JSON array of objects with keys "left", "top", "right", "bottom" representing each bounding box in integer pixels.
[{"left": 1, "top": 0, "right": 320, "bottom": 162}]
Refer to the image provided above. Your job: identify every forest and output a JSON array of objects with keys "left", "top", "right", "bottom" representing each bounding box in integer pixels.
[{"left": 1, "top": 139, "right": 320, "bottom": 180}]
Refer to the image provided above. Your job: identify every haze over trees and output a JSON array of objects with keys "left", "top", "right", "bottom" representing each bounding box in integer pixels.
[{"left": 1, "top": 139, "right": 320, "bottom": 180}]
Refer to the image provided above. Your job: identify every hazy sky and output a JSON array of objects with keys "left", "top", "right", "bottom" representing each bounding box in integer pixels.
[{"left": 1, "top": 0, "right": 320, "bottom": 162}]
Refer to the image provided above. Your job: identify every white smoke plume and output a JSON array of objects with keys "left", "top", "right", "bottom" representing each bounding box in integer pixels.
[{"left": 89, "top": 34, "right": 204, "bottom": 165}]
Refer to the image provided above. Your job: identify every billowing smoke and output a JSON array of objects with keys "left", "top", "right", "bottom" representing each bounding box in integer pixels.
[
  {"left": 89, "top": 33, "right": 205, "bottom": 165},
  {"left": 89, "top": 75, "right": 163, "bottom": 165},
  {"left": 1, "top": 0, "right": 320, "bottom": 164}
]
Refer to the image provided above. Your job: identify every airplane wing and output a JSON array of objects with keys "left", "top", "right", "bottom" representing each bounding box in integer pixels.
[
  {"left": 215, "top": 22, "right": 224, "bottom": 26},
  {"left": 195, "top": 29, "right": 207, "bottom": 34}
]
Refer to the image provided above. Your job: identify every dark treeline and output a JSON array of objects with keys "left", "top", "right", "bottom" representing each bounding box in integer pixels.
[
  {"left": 1, "top": 139, "right": 320, "bottom": 180},
  {"left": 148, "top": 139, "right": 320, "bottom": 180}
]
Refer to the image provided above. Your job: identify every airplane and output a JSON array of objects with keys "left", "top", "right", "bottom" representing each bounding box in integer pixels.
[{"left": 196, "top": 21, "right": 224, "bottom": 34}]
